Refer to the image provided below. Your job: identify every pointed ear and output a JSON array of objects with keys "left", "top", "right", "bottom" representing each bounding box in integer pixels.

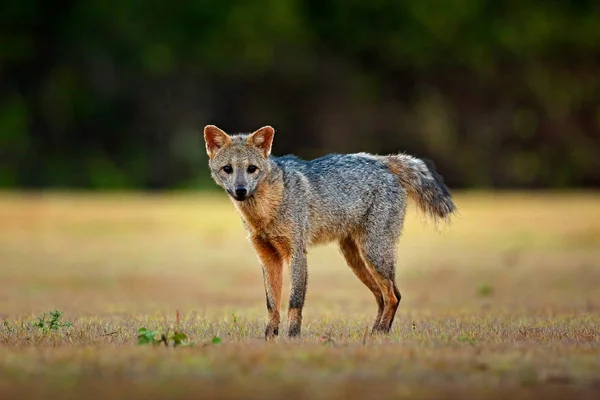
[
  {"left": 247, "top": 126, "right": 275, "bottom": 157},
  {"left": 204, "top": 125, "right": 232, "bottom": 158}
]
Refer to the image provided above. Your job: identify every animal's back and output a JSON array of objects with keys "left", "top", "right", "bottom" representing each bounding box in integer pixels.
[{"left": 273, "top": 153, "right": 406, "bottom": 244}]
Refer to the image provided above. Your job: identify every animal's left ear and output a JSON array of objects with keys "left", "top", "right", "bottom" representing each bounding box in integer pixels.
[{"left": 247, "top": 126, "right": 275, "bottom": 157}]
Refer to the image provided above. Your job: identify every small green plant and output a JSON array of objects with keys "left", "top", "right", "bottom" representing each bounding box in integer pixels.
[
  {"left": 137, "top": 327, "right": 159, "bottom": 345},
  {"left": 172, "top": 332, "right": 188, "bottom": 346},
  {"left": 211, "top": 336, "right": 222, "bottom": 345},
  {"left": 137, "top": 327, "right": 191, "bottom": 347},
  {"left": 229, "top": 310, "right": 249, "bottom": 337},
  {"left": 3, "top": 320, "right": 17, "bottom": 335},
  {"left": 31, "top": 310, "right": 72, "bottom": 332},
  {"left": 477, "top": 284, "right": 494, "bottom": 297},
  {"left": 458, "top": 333, "right": 478, "bottom": 345}
]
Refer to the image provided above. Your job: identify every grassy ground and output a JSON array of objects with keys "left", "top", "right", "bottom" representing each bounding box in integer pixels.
[{"left": 0, "top": 191, "right": 599, "bottom": 399}]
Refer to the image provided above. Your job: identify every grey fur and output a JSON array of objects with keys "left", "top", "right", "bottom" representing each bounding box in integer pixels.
[{"left": 204, "top": 125, "right": 456, "bottom": 338}]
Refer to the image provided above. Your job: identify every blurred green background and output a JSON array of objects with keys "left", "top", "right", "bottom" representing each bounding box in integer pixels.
[{"left": 1, "top": 0, "right": 599, "bottom": 190}]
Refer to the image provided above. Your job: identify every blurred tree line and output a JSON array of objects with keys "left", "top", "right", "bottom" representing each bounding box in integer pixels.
[{"left": 1, "top": 0, "right": 599, "bottom": 189}]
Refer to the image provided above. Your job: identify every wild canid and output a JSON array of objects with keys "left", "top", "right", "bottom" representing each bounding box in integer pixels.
[{"left": 204, "top": 125, "right": 456, "bottom": 339}]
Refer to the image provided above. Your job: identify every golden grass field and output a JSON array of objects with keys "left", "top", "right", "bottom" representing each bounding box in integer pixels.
[{"left": 0, "top": 191, "right": 599, "bottom": 399}]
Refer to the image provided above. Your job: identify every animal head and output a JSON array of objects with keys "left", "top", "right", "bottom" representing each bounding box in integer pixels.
[{"left": 203, "top": 125, "right": 275, "bottom": 201}]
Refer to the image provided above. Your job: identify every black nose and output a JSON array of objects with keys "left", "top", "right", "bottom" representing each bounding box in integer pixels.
[{"left": 235, "top": 186, "right": 247, "bottom": 197}]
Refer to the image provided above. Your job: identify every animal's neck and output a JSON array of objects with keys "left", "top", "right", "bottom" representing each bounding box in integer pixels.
[{"left": 234, "top": 169, "right": 284, "bottom": 234}]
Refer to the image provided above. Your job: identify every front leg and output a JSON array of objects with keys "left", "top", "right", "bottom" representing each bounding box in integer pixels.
[
  {"left": 288, "top": 247, "right": 308, "bottom": 338},
  {"left": 251, "top": 236, "right": 283, "bottom": 340}
]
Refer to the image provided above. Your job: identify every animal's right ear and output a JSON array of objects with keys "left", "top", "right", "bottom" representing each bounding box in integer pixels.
[{"left": 204, "top": 125, "right": 232, "bottom": 158}]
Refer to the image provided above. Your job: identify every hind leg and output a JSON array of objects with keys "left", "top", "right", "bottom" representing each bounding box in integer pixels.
[
  {"left": 358, "top": 236, "right": 401, "bottom": 333},
  {"left": 357, "top": 203, "right": 404, "bottom": 333},
  {"left": 339, "top": 235, "right": 384, "bottom": 331}
]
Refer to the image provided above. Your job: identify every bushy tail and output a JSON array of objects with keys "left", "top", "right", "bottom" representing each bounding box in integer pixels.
[{"left": 384, "top": 154, "right": 456, "bottom": 223}]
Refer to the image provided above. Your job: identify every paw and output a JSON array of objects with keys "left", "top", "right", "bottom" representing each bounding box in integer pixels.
[
  {"left": 288, "top": 324, "right": 301, "bottom": 338},
  {"left": 371, "top": 324, "right": 390, "bottom": 335},
  {"left": 264, "top": 325, "right": 279, "bottom": 340}
]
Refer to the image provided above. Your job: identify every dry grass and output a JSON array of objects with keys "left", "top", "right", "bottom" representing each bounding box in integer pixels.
[{"left": 0, "top": 191, "right": 599, "bottom": 399}]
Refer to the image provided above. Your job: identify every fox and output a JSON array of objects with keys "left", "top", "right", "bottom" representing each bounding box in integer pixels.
[{"left": 203, "top": 125, "right": 456, "bottom": 339}]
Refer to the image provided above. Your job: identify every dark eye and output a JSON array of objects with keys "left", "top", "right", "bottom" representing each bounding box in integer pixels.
[
  {"left": 222, "top": 165, "right": 233, "bottom": 174},
  {"left": 247, "top": 165, "right": 258, "bottom": 173}
]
